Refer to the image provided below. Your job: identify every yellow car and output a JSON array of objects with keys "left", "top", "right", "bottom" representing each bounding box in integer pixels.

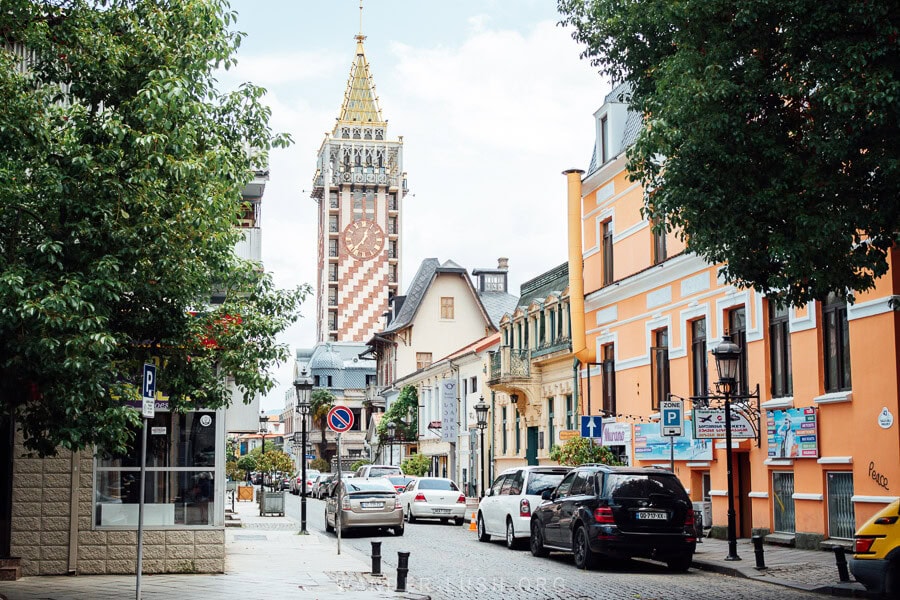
[{"left": 850, "top": 499, "right": 900, "bottom": 597}]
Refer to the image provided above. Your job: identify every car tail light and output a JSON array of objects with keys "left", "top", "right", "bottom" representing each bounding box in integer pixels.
[
  {"left": 414, "top": 493, "right": 426, "bottom": 502},
  {"left": 874, "top": 516, "right": 898, "bottom": 525},
  {"left": 519, "top": 498, "right": 531, "bottom": 517},
  {"left": 855, "top": 537, "right": 877, "bottom": 553},
  {"left": 395, "top": 496, "right": 402, "bottom": 509},
  {"left": 341, "top": 496, "right": 350, "bottom": 511},
  {"left": 594, "top": 506, "right": 615, "bottom": 524},
  {"left": 684, "top": 508, "right": 695, "bottom": 528},
  {"left": 457, "top": 494, "right": 467, "bottom": 504}
]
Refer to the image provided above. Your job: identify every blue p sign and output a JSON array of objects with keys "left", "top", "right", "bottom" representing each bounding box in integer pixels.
[
  {"left": 660, "top": 400, "right": 682, "bottom": 436},
  {"left": 142, "top": 363, "right": 157, "bottom": 399}
]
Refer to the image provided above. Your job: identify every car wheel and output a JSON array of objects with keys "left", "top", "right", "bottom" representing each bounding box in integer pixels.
[
  {"left": 394, "top": 520, "right": 405, "bottom": 536},
  {"left": 454, "top": 517, "right": 465, "bottom": 526},
  {"left": 666, "top": 555, "right": 692, "bottom": 573},
  {"left": 325, "top": 510, "right": 334, "bottom": 533},
  {"left": 406, "top": 505, "right": 416, "bottom": 523},
  {"left": 573, "top": 526, "right": 597, "bottom": 570},
  {"left": 530, "top": 520, "right": 549, "bottom": 558},
  {"left": 885, "top": 558, "right": 899, "bottom": 597},
  {"left": 477, "top": 513, "right": 491, "bottom": 542},
  {"left": 505, "top": 518, "right": 521, "bottom": 549}
]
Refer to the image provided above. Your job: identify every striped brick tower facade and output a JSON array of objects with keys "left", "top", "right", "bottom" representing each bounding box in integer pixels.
[{"left": 310, "top": 29, "right": 406, "bottom": 343}]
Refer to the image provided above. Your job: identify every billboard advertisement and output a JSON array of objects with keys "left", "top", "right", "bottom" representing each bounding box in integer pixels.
[
  {"left": 634, "top": 422, "right": 712, "bottom": 462},
  {"left": 766, "top": 407, "right": 818, "bottom": 458},
  {"left": 693, "top": 407, "right": 757, "bottom": 439}
]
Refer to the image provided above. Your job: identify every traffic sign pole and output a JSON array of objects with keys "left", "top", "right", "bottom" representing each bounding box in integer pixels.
[{"left": 136, "top": 363, "right": 156, "bottom": 600}]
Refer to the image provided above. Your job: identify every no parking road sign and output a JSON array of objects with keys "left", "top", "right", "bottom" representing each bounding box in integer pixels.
[{"left": 327, "top": 406, "right": 354, "bottom": 433}]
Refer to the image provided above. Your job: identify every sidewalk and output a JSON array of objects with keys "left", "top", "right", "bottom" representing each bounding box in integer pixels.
[
  {"left": 0, "top": 491, "right": 429, "bottom": 600},
  {"left": 692, "top": 535, "right": 868, "bottom": 597}
]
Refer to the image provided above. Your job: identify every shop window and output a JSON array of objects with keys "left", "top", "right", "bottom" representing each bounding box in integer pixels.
[
  {"left": 772, "top": 471, "right": 796, "bottom": 534},
  {"left": 827, "top": 472, "right": 855, "bottom": 539},
  {"left": 94, "top": 411, "right": 218, "bottom": 527}
]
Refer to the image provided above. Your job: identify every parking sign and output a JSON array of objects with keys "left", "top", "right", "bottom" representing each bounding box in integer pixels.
[
  {"left": 660, "top": 400, "right": 683, "bottom": 437},
  {"left": 141, "top": 363, "right": 156, "bottom": 419}
]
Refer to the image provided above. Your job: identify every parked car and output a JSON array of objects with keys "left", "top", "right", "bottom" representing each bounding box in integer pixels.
[
  {"left": 477, "top": 465, "right": 572, "bottom": 549},
  {"left": 850, "top": 499, "right": 900, "bottom": 597},
  {"left": 529, "top": 465, "right": 696, "bottom": 571},
  {"left": 383, "top": 475, "right": 416, "bottom": 493},
  {"left": 324, "top": 476, "right": 404, "bottom": 536},
  {"left": 398, "top": 477, "right": 466, "bottom": 525},
  {"left": 291, "top": 469, "right": 321, "bottom": 495},
  {"left": 311, "top": 473, "right": 332, "bottom": 498},
  {"left": 354, "top": 464, "right": 404, "bottom": 479}
]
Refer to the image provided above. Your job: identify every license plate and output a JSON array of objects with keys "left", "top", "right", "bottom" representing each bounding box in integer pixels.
[
  {"left": 433, "top": 508, "right": 450, "bottom": 514},
  {"left": 360, "top": 501, "right": 384, "bottom": 509},
  {"left": 636, "top": 511, "right": 667, "bottom": 520}
]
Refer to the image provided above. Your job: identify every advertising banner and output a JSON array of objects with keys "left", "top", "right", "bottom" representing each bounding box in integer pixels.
[
  {"left": 601, "top": 422, "right": 631, "bottom": 446},
  {"left": 767, "top": 407, "right": 818, "bottom": 458},
  {"left": 634, "top": 422, "right": 712, "bottom": 461},
  {"left": 440, "top": 379, "right": 458, "bottom": 442},
  {"left": 693, "top": 407, "right": 756, "bottom": 439}
]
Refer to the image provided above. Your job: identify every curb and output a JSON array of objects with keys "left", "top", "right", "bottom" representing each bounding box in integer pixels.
[{"left": 690, "top": 559, "right": 869, "bottom": 597}]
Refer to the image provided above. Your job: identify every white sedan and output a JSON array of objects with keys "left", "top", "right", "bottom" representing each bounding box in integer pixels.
[{"left": 398, "top": 477, "right": 467, "bottom": 525}]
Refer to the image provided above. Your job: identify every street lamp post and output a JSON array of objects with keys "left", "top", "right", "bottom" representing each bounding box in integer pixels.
[
  {"left": 712, "top": 334, "right": 743, "bottom": 561},
  {"left": 474, "top": 397, "right": 489, "bottom": 498},
  {"left": 258, "top": 411, "right": 268, "bottom": 515},
  {"left": 294, "top": 371, "right": 314, "bottom": 535},
  {"left": 386, "top": 421, "right": 397, "bottom": 466}
]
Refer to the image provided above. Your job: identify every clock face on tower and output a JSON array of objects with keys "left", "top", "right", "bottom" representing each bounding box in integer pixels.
[{"left": 343, "top": 219, "right": 385, "bottom": 260}]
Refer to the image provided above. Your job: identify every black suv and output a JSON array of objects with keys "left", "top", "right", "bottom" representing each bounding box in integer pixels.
[{"left": 529, "top": 465, "right": 696, "bottom": 571}]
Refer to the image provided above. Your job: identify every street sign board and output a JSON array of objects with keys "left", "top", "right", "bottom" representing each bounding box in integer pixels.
[
  {"left": 559, "top": 429, "right": 580, "bottom": 441},
  {"left": 141, "top": 363, "right": 156, "bottom": 419},
  {"left": 327, "top": 406, "right": 354, "bottom": 433},
  {"left": 581, "top": 415, "right": 603, "bottom": 439},
  {"left": 660, "top": 400, "right": 683, "bottom": 437},
  {"left": 693, "top": 408, "right": 756, "bottom": 439}
]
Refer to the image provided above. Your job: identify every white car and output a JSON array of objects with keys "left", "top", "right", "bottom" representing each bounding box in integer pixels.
[
  {"left": 476, "top": 465, "right": 571, "bottom": 549},
  {"left": 398, "top": 477, "right": 467, "bottom": 525},
  {"left": 291, "top": 469, "right": 320, "bottom": 495},
  {"left": 354, "top": 464, "right": 404, "bottom": 479}
]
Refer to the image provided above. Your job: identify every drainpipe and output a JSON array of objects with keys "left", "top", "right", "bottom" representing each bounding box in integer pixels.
[
  {"left": 489, "top": 391, "right": 496, "bottom": 488},
  {"left": 573, "top": 358, "right": 581, "bottom": 421},
  {"left": 564, "top": 169, "right": 594, "bottom": 420},
  {"left": 67, "top": 450, "right": 80, "bottom": 574}
]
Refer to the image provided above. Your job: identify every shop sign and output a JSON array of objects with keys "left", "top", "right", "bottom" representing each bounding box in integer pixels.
[
  {"left": 693, "top": 408, "right": 756, "bottom": 439},
  {"left": 601, "top": 422, "right": 631, "bottom": 446},
  {"left": 766, "top": 407, "right": 818, "bottom": 458}
]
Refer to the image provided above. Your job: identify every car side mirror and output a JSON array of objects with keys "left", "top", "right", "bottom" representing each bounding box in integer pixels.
[{"left": 541, "top": 489, "right": 553, "bottom": 501}]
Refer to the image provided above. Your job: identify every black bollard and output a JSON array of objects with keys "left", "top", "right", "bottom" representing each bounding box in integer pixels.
[
  {"left": 370, "top": 541, "right": 382, "bottom": 576},
  {"left": 396, "top": 551, "right": 410, "bottom": 592},
  {"left": 834, "top": 546, "right": 851, "bottom": 582},
  {"left": 751, "top": 535, "right": 767, "bottom": 570}
]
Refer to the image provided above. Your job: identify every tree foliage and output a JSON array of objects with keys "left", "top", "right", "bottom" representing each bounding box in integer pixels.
[
  {"left": 310, "top": 388, "right": 335, "bottom": 461},
  {"left": 549, "top": 437, "right": 623, "bottom": 467},
  {"left": 558, "top": 0, "right": 900, "bottom": 306},
  {"left": 401, "top": 452, "right": 430, "bottom": 477},
  {"left": 376, "top": 385, "right": 418, "bottom": 445},
  {"left": 0, "top": 0, "right": 309, "bottom": 456},
  {"left": 256, "top": 449, "right": 293, "bottom": 476},
  {"left": 309, "top": 457, "right": 329, "bottom": 473}
]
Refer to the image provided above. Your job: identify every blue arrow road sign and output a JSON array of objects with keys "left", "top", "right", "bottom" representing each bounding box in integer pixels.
[{"left": 581, "top": 415, "right": 602, "bottom": 439}]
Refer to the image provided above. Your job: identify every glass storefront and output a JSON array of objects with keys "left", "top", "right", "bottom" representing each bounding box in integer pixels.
[{"left": 94, "top": 411, "right": 220, "bottom": 528}]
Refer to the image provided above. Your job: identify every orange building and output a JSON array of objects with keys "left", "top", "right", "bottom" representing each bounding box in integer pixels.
[{"left": 569, "top": 84, "right": 900, "bottom": 549}]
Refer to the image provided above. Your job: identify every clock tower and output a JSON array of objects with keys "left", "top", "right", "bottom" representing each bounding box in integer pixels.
[{"left": 310, "top": 29, "right": 406, "bottom": 343}]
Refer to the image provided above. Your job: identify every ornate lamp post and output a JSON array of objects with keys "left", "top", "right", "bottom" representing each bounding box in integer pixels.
[
  {"left": 474, "top": 396, "right": 489, "bottom": 498},
  {"left": 386, "top": 421, "right": 397, "bottom": 466},
  {"left": 712, "top": 334, "right": 742, "bottom": 561},
  {"left": 294, "top": 371, "right": 314, "bottom": 535},
  {"left": 258, "top": 411, "right": 268, "bottom": 515}
]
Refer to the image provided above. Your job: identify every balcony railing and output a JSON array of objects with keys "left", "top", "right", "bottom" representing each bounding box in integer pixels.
[
  {"left": 488, "top": 347, "right": 530, "bottom": 382},
  {"left": 532, "top": 336, "right": 572, "bottom": 359}
]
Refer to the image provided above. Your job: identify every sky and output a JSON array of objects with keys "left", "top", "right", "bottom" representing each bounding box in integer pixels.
[{"left": 218, "top": 1, "right": 611, "bottom": 412}]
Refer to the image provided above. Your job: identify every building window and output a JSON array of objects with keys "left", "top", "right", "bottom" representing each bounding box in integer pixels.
[
  {"left": 769, "top": 302, "right": 793, "bottom": 398},
  {"left": 389, "top": 264, "right": 397, "bottom": 283},
  {"left": 827, "top": 471, "right": 855, "bottom": 539},
  {"left": 691, "top": 318, "right": 708, "bottom": 397},
  {"left": 652, "top": 217, "right": 667, "bottom": 264},
  {"left": 388, "top": 240, "right": 397, "bottom": 259},
  {"left": 602, "top": 219, "right": 613, "bottom": 286},
  {"left": 482, "top": 273, "right": 505, "bottom": 292},
  {"left": 94, "top": 411, "right": 218, "bottom": 527},
  {"left": 601, "top": 343, "right": 616, "bottom": 415},
  {"left": 328, "top": 311, "right": 337, "bottom": 331},
  {"left": 547, "top": 398, "right": 555, "bottom": 451},
  {"left": 823, "top": 293, "right": 851, "bottom": 392},
  {"left": 328, "top": 214, "right": 339, "bottom": 233},
  {"left": 416, "top": 352, "right": 432, "bottom": 370},
  {"left": 329, "top": 191, "right": 339, "bottom": 209},
  {"left": 600, "top": 114, "right": 609, "bottom": 164},
  {"left": 728, "top": 308, "right": 748, "bottom": 395},
  {"left": 388, "top": 192, "right": 398, "bottom": 210},
  {"left": 469, "top": 376, "right": 477, "bottom": 392},
  {"left": 440, "top": 297, "right": 454, "bottom": 320},
  {"left": 328, "top": 239, "right": 339, "bottom": 257},
  {"left": 501, "top": 407, "right": 507, "bottom": 454},
  {"left": 388, "top": 216, "right": 397, "bottom": 234},
  {"left": 772, "top": 471, "right": 796, "bottom": 534},
  {"left": 328, "top": 263, "right": 338, "bottom": 281},
  {"left": 651, "top": 329, "right": 669, "bottom": 411},
  {"left": 515, "top": 410, "right": 521, "bottom": 454},
  {"left": 565, "top": 394, "right": 574, "bottom": 430}
]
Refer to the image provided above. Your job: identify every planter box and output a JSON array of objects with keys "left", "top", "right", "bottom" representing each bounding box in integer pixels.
[
  {"left": 259, "top": 491, "right": 285, "bottom": 516},
  {"left": 237, "top": 485, "right": 254, "bottom": 502}
]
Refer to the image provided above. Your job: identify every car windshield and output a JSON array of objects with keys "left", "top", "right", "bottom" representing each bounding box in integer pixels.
[
  {"left": 386, "top": 476, "right": 414, "bottom": 486},
  {"left": 525, "top": 471, "right": 568, "bottom": 496},
  {"left": 345, "top": 479, "right": 394, "bottom": 493},
  {"left": 418, "top": 479, "right": 458, "bottom": 491},
  {"left": 368, "top": 467, "right": 401, "bottom": 478},
  {"left": 604, "top": 474, "right": 689, "bottom": 501},
  {"left": 307, "top": 470, "right": 320, "bottom": 478}
]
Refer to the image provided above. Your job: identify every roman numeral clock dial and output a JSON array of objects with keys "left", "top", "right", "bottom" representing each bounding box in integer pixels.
[{"left": 342, "top": 219, "right": 385, "bottom": 260}]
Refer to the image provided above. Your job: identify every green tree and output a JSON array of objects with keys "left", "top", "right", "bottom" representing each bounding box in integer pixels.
[
  {"left": 309, "top": 457, "right": 330, "bottom": 473},
  {"left": 350, "top": 459, "right": 371, "bottom": 472},
  {"left": 236, "top": 453, "right": 257, "bottom": 478},
  {"left": 376, "top": 385, "right": 418, "bottom": 445},
  {"left": 310, "top": 389, "right": 336, "bottom": 462},
  {"left": 0, "top": 0, "right": 309, "bottom": 456},
  {"left": 549, "top": 437, "right": 623, "bottom": 467},
  {"left": 256, "top": 449, "right": 293, "bottom": 477},
  {"left": 401, "top": 452, "right": 430, "bottom": 477},
  {"left": 558, "top": 0, "right": 900, "bottom": 307}
]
